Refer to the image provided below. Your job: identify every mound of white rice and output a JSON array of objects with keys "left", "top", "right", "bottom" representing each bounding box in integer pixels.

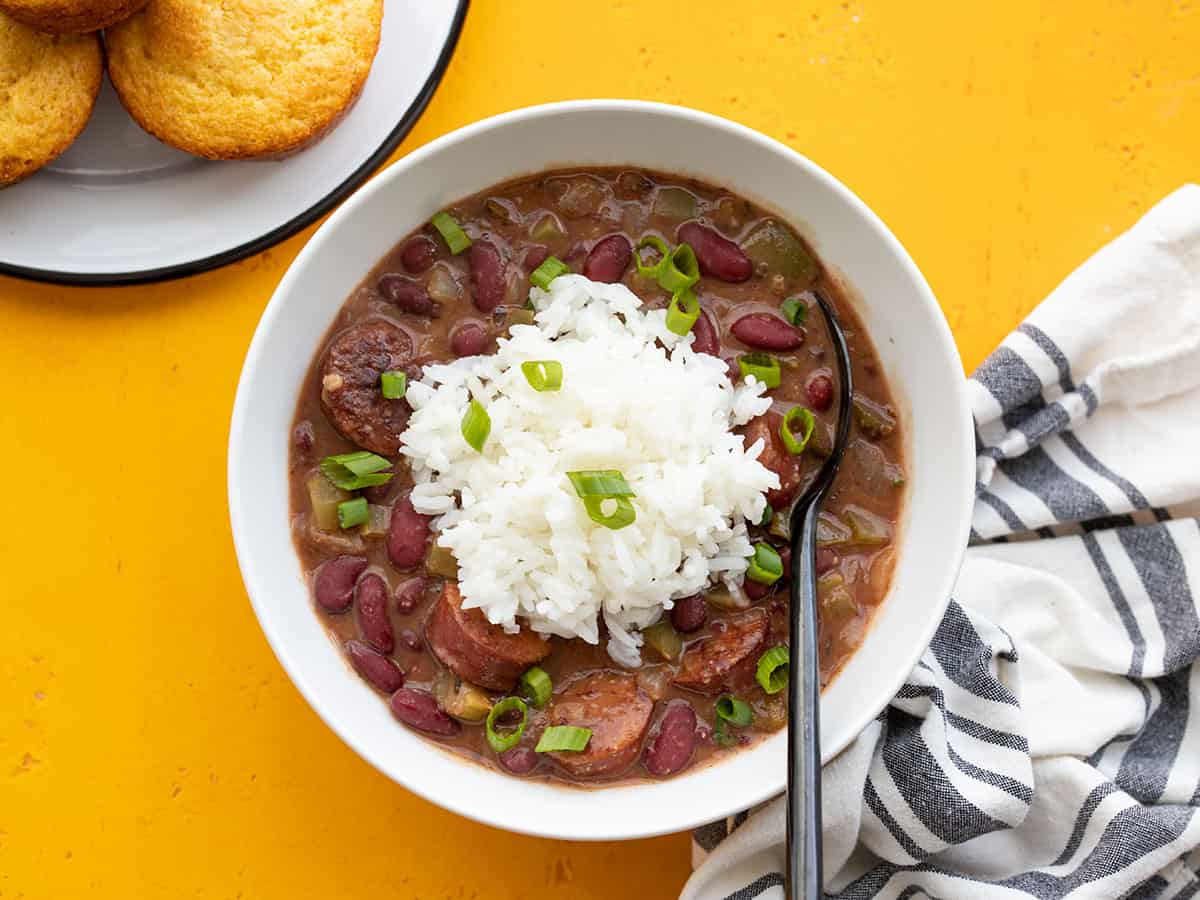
[{"left": 400, "top": 274, "right": 778, "bottom": 667}]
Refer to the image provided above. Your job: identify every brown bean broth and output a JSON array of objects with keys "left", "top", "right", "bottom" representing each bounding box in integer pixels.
[{"left": 288, "top": 167, "right": 905, "bottom": 785}]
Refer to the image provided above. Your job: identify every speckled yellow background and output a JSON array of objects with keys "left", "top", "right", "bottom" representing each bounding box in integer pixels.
[{"left": 1, "top": 2, "right": 1196, "bottom": 897}]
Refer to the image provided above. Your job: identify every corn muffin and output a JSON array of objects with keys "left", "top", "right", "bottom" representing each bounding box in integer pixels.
[
  {"left": 105, "top": 0, "right": 384, "bottom": 161},
  {"left": 0, "top": 11, "right": 102, "bottom": 187},
  {"left": 0, "top": 0, "right": 145, "bottom": 34}
]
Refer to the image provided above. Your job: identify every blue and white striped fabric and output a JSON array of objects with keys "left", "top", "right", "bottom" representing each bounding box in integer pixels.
[{"left": 683, "top": 185, "right": 1200, "bottom": 900}]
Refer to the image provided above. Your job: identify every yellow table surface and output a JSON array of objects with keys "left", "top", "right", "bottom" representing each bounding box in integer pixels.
[{"left": 2, "top": 1, "right": 1196, "bottom": 897}]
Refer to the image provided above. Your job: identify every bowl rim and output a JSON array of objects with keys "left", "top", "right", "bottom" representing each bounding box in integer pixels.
[{"left": 228, "top": 98, "right": 974, "bottom": 840}]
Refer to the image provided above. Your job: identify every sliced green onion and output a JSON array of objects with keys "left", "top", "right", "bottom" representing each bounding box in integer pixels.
[
  {"left": 780, "top": 406, "right": 815, "bottom": 455},
  {"left": 660, "top": 243, "right": 700, "bottom": 292},
  {"left": 780, "top": 295, "right": 809, "bottom": 326},
  {"left": 336, "top": 497, "right": 369, "bottom": 529},
  {"left": 758, "top": 504, "right": 774, "bottom": 528},
  {"left": 461, "top": 399, "right": 491, "bottom": 453},
  {"left": 583, "top": 496, "right": 637, "bottom": 530},
  {"left": 320, "top": 451, "right": 393, "bottom": 491},
  {"left": 430, "top": 211, "right": 471, "bottom": 255},
  {"left": 746, "top": 542, "right": 783, "bottom": 585},
  {"left": 521, "top": 360, "right": 563, "bottom": 392},
  {"left": 535, "top": 725, "right": 593, "bottom": 753},
  {"left": 737, "top": 353, "right": 781, "bottom": 389},
  {"left": 567, "top": 470, "right": 636, "bottom": 498},
  {"left": 380, "top": 370, "right": 407, "bottom": 400},
  {"left": 756, "top": 646, "right": 790, "bottom": 694},
  {"left": 665, "top": 287, "right": 700, "bottom": 336},
  {"left": 715, "top": 694, "right": 753, "bottom": 727},
  {"left": 530, "top": 255, "right": 570, "bottom": 291},
  {"left": 485, "top": 696, "right": 528, "bottom": 752},
  {"left": 635, "top": 235, "right": 670, "bottom": 279},
  {"left": 519, "top": 666, "right": 552, "bottom": 708}
]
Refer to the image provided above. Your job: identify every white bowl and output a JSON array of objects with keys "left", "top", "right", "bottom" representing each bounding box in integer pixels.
[{"left": 228, "top": 100, "right": 974, "bottom": 841}]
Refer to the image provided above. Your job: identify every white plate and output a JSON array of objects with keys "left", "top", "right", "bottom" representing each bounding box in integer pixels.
[
  {"left": 229, "top": 101, "right": 976, "bottom": 841},
  {"left": 0, "top": 0, "right": 468, "bottom": 286}
]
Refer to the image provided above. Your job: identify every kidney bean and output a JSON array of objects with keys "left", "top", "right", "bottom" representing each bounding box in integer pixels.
[
  {"left": 395, "top": 577, "right": 426, "bottom": 614},
  {"left": 361, "top": 476, "right": 394, "bottom": 505},
  {"left": 389, "top": 688, "right": 461, "bottom": 736},
  {"left": 523, "top": 245, "right": 550, "bottom": 272},
  {"left": 815, "top": 547, "right": 839, "bottom": 575},
  {"left": 387, "top": 494, "right": 430, "bottom": 570},
  {"left": 670, "top": 594, "right": 707, "bottom": 633},
  {"left": 399, "top": 628, "right": 423, "bottom": 652},
  {"left": 690, "top": 309, "right": 720, "bottom": 356},
  {"left": 582, "top": 235, "right": 633, "bottom": 283},
  {"left": 292, "top": 420, "right": 314, "bottom": 457},
  {"left": 355, "top": 573, "right": 394, "bottom": 653},
  {"left": 744, "top": 577, "right": 774, "bottom": 602},
  {"left": 346, "top": 640, "right": 405, "bottom": 693},
  {"left": 378, "top": 274, "right": 438, "bottom": 317},
  {"left": 498, "top": 746, "right": 539, "bottom": 775},
  {"left": 400, "top": 236, "right": 437, "bottom": 273},
  {"left": 313, "top": 556, "right": 368, "bottom": 613},
  {"left": 731, "top": 313, "right": 805, "bottom": 351},
  {"left": 677, "top": 222, "right": 753, "bottom": 283},
  {"left": 644, "top": 702, "right": 698, "bottom": 777},
  {"left": 450, "top": 322, "right": 490, "bottom": 357},
  {"left": 806, "top": 373, "right": 834, "bottom": 412},
  {"left": 469, "top": 240, "right": 506, "bottom": 312}
]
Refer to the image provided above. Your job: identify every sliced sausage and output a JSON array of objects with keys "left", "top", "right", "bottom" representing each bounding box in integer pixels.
[
  {"left": 320, "top": 320, "right": 414, "bottom": 457},
  {"left": 672, "top": 607, "right": 770, "bottom": 694},
  {"left": 742, "top": 412, "right": 805, "bottom": 509},
  {"left": 426, "top": 581, "right": 550, "bottom": 691},
  {"left": 546, "top": 671, "right": 653, "bottom": 778},
  {"left": 643, "top": 701, "right": 698, "bottom": 777}
]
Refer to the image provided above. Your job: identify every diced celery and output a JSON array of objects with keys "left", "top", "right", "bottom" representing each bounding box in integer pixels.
[
  {"left": 485, "top": 197, "right": 520, "bottom": 224},
  {"left": 642, "top": 621, "right": 683, "bottom": 661},
  {"left": 822, "top": 586, "right": 858, "bottom": 618},
  {"left": 768, "top": 511, "right": 792, "bottom": 541},
  {"left": 505, "top": 308, "right": 536, "bottom": 330},
  {"left": 817, "top": 571, "right": 845, "bottom": 592},
  {"left": 433, "top": 669, "right": 492, "bottom": 722},
  {"left": 706, "top": 583, "right": 751, "bottom": 610},
  {"left": 751, "top": 692, "right": 787, "bottom": 731},
  {"left": 816, "top": 511, "right": 851, "bottom": 546},
  {"left": 426, "top": 265, "right": 461, "bottom": 303},
  {"left": 742, "top": 220, "right": 817, "bottom": 282},
  {"left": 635, "top": 666, "right": 671, "bottom": 701},
  {"left": 852, "top": 393, "right": 896, "bottom": 439},
  {"left": 425, "top": 543, "right": 459, "bottom": 579},
  {"left": 844, "top": 506, "right": 891, "bottom": 546},
  {"left": 653, "top": 186, "right": 698, "bottom": 221},
  {"left": 530, "top": 213, "right": 566, "bottom": 242},
  {"left": 359, "top": 504, "right": 391, "bottom": 538},
  {"left": 307, "top": 472, "right": 352, "bottom": 532}
]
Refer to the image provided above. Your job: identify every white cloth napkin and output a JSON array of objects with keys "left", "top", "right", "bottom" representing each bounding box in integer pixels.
[{"left": 682, "top": 185, "right": 1200, "bottom": 900}]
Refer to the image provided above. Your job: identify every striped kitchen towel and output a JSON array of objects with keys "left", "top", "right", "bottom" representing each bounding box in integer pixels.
[{"left": 683, "top": 184, "right": 1200, "bottom": 900}]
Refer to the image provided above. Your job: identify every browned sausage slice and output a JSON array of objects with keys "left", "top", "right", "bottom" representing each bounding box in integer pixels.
[
  {"left": 546, "top": 671, "right": 653, "bottom": 778},
  {"left": 672, "top": 607, "right": 770, "bottom": 695},
  {"left": 321, "top": 319, "right": 414, "bottom": 457},
  {"left": 426, "top": 582, "right": 550, "bottom": 691},
  {"left": 742, "top": 412, "right": 805, "bottom": 509}
]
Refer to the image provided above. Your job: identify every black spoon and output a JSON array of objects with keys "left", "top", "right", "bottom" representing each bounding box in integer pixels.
[{"left": 785, "top": 291, "right": 855, "bottom": 900}]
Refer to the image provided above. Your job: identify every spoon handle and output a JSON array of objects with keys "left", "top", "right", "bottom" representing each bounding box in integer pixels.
[{"left": 786, "top": 500, "right": 824, "bottom": 899}]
